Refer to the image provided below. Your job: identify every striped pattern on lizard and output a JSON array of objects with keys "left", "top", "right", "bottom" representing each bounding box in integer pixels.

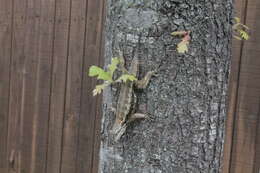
[{"left": 111, "top": 54, "right": 156, "bottom": 141}]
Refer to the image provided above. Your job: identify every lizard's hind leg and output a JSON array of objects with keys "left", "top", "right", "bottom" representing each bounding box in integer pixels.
[
  {"left": 128, "top": 113, "right": 148, "bottom": 123},
  {"left": 127, "top": 93, "right": 147, "bottom": 123}
]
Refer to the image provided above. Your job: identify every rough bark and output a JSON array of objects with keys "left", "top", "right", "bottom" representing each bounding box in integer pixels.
[{"left": 99, "top": 0, "right": 233, "bottom": 172}]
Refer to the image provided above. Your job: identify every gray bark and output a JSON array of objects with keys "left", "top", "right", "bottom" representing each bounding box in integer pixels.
[{"left": 99, "top": 0, "right": 233, "bottom": 172}]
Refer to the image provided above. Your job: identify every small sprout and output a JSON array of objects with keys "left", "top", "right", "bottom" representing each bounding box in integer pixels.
[
  {"left": 93, "top": 84, "right": 106, "bottom": 96},
  {"left": 92, "top": 82, "right": 111, "bottom": 96},
  {"left": 89, "top": 66, "right": 112, "bottom": 82},
  {"left": 88, "top": 56, "right": 138, "bottom": 96},
  {"left": 172, "top": 31, "right": 191, "bottom": 53},
  {"left": 234, "top": 17, "right": 240, "bottom": 23},
  {"left": 177, "top": 40, "right": 189, "bottom": 53},
  {"left": 171, "top": 31, "right": 191, "bottom": 53},
  {"left": 233, "top": 17, "right": 250, "bottom": 40},
  {"left": 239, "top": 30, "right": 249, "bottom": 40}
]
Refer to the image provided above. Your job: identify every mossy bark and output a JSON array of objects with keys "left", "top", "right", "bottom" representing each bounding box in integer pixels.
[{"left": 99, "top": 0, "right": 233, "bottom": 172}]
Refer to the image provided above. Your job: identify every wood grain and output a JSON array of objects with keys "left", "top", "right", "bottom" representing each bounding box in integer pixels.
[
  {"left": 0, "top": 0, "right": 106, "bottom": 172},
  {"left": 7, "top": 0, "right": 30, "bottom": 172},
  {"left": 76, "top": 0, "right": 104, "bottom": 172},
  {"left": 14, "top": 0, "right": 54, "bottom": 172},
  {"left": 0, "top": 0, "right": 12, "bottom": 172},
  {"left": 223, "top": 0, "right": 260, "bottom": 172},
  {"left": 46, "top": 0, "right": 71, "bottom": 172},
  {"left": 222, "top": 0, "right": 247, "bottom": 172},
  {"left": 60, "top": 0, "right": 86, "bottom": 172}
]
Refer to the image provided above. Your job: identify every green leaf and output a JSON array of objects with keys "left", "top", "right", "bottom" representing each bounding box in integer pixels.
[
  {"left": 88, "top": 66, "right": 112, "bottom": 81},
  {"left": 239, "top": 30, "right": 249, "bottom": 40},
  {"left": 92, "top": 84, "right": 106, "bottom": 96},
  {"left": 89, "top": 66, "right": 105, "bottom": 76},
  {"left": 234, "top": 17, "right": 240, "bottom": 23},
  {"left": 177, "top": 40, "right": 189, "bottom": 53},
  {"left": 108, "top": 57, "right": 120, "bottom": 75},
  {"left": 116, "top": 74, "right": 137, "bottom": 83},
  {"left": 92, "top": 81, "right": 112, "bottom": 96}
]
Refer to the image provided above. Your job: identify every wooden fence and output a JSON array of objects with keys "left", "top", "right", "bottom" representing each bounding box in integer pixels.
[
  {"left": 0, "top": 0, "right": 260, "bottom": 173},
  {"left": 222, "top": 0, "right": 260, "bottom": 172},
  {"left": 0, "top": 0, "right": 104, "bottom": 172}
]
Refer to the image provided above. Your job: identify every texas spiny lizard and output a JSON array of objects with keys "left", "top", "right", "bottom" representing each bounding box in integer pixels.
[{"left": 111, "top": 54, "right": 155, "bottom": 141}]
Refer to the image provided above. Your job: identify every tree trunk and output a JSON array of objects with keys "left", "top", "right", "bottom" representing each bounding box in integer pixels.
[{"left": 99, "top": 0, "right": 233, "bottom": 172}]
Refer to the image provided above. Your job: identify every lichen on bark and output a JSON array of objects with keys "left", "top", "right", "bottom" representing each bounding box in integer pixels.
[{"left": 99, "top": 0, "right": 233, "bottom": 172}]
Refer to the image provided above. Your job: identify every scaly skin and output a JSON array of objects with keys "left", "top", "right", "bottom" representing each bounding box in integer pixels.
[{"left": 111, "top": 56, "right": 155, "bottom": 141}]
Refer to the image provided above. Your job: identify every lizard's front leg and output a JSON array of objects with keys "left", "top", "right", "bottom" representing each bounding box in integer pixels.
[{"left": 135, "top": 70, "right": 156, "bottom": 89}]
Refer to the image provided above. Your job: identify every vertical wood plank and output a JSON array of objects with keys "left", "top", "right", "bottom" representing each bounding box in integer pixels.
[
  {"left": 7, "top": 0, "right": 30, "bottom": 172},
  {"left": 92, "top": 1, "right": 106, "bottom": 172},
  {"left": 21, "top": 0, "right": 54, "bottom": 172},
  {"left": 46, "top": 0, "right": 71, "bottom": 172},
  {"left": 76, "top": 0, "right": 104, "bottom": 172},
  {"left": 59, "top": 0, "right": 86, "bottom": 172},
  {"left": 223, "top": 0, "right": 260, "bottom": 172},
  {"left": 57, "top": 0, "right": 86, "bottom": 173},
  {"left": 222, "top": 0, "right": 247, "bottom": 173},
  {"left": 253, "top": 105, "right": 260, "bottom": 173},
  {"left": 0, "top": 0, "right": 12, "bottom": 172},
  {"left": 27, "top": 0, "right": 55, "bottom": 172},
  {"left": 7, "top": 0, "right": 55, "bottom": 172},
  {"left": 3, "top": 0, "right": 105, "bottom": 172}
]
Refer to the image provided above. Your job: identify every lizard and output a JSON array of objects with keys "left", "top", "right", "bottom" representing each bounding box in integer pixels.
[{"left": 110, "top": 53, "right": 156, "bottom": 141}]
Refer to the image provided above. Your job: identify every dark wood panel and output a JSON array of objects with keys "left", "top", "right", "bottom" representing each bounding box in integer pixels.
[
  {"left": 11, "top": 0, "right": 55, "bottom": 172},
  {"left": 92, "top": 2, "right": 106, "bottom": 172},
  {"left": 60, "top": 0, "right": 86, "bottom": 172},
  {"left": 0, "top": 0, "right": 12, "bottom": 172},
  {"left": 76, "top": 0, "right": 104, "bottom": 172},
  {"left": 222, "top": 0, "right": 247, "bottom": 172},
  {"left": 228, "top": 0, "right": 260, "bottom": 172},
  {"left": 46, "top": 0, "right": 71, "bottom": 172},
  {"left": 7, "top": 0, "right": 30, "bottom": 172},
  {"left": 1, "top": 0, "right": 106, "bottom": 172}
]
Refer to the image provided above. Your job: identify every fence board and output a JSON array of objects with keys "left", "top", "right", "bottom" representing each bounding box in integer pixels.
[
  {"left": 46, "top": 0, "right": 71, "bottom": 172},
  {"left": 60, "top": 0, "right": 86, "bottom": 172},
  {"left": 223, "top": 0, "right": 260, "bottom": 172},
  {"left": 8, "top": 0, "right": 55, "bottom": 172},
  {"left": 0, "top": 0, "right": 12, "bottom": 172},
  {"left": 0, "top": 0, "right": 105, "bottom": 172},
  {"left": 222, "top": 0, "right": 247, "bottom": 172},
  {"left": 76, "top": 0, "right": 104, "bottom": 172},
  {"left": 92, "top": 2, "right": 106, "bottom": 172},
  {"left": 7, "top": 0, "right": 30, "bottom": 172}
]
